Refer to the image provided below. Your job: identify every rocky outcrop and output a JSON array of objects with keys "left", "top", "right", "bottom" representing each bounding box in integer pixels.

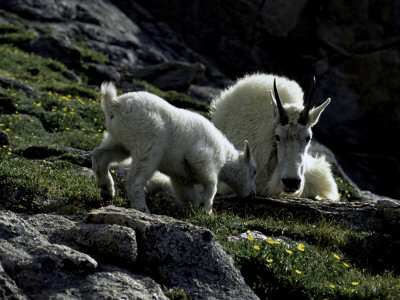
[
  {"left": 0, "top": 207, "right": 259, "bottom": 300},
  {"left": 214, "top": 195, "right": 400, "bottom": 233}
]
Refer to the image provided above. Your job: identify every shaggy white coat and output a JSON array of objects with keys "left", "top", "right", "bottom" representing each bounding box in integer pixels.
[
  {"left": 92, "top": 82, "right": 257, "bottom": 214},
  {"left": 211, "top": 73, "right": 339, "bottom": 200}
]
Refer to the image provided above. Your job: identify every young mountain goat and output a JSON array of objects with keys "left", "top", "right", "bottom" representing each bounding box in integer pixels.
[
  {"left": 210, "top": 73, "right": 339, "bottom": 200},
  {"left": 92, "top": 82, "right": 257, "bottom": 214}
]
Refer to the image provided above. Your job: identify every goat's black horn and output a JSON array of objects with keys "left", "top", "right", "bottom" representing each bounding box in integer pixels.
[
  {"left": 273, "top": 78, "right": 289, "bottom": 125},
  {"left": 298, "top": 76, "right": 316, "bottom": 125}
]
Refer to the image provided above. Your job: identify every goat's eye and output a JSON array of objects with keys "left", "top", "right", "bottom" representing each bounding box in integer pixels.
[
  {"left": 305, "top": 136, "right": 311, "bottom": 143},
  {"left": 275, "top": 135, "right": 280, "bottom": 141}
]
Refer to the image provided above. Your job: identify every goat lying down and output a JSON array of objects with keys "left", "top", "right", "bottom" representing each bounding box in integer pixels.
[
  {"left": 92, "top": 82, "right": 257, "bottom": 214},
  {"left": 211, "top": 73, "right": 339, "bottom": 201}
]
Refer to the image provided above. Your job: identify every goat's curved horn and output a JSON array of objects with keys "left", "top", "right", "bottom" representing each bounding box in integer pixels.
[
  {"left": 273, "top": 78, "right": 289, "bottom": 125},
  {"left": 298, "top": 76, "right": 316, "bottom": 125}
]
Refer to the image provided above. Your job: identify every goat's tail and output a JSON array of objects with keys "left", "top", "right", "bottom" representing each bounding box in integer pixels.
[{"left": 100, "top": 82, "right": 119, "bottom": 115}]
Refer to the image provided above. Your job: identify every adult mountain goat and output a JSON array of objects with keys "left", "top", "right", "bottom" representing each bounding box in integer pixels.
[
  {"left": 211, "top": 73, "right": 339, "bottom": 200},
  {"left": 92, "top": 82, "right": 257, "bottom": 214}
]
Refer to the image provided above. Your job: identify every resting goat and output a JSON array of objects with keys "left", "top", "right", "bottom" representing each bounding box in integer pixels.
[
  {"left": 92, "top": 82, "right": 257, "bottom": 214},
  {"left": 210, "top": 73, "right": 339, "bottom": 200}
]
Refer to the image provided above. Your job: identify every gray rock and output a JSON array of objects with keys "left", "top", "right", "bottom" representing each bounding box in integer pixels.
[
  {"left": 376, "top": 199, "right": 400, "bottom": 232},
  {"left": 0, "top": 208, "right": 258, "bottom": 300},
  {"left": 0, "top": 131, "right": 10, "bottom": 146},
  {"left": 85, "top": 63, "right": 121, "bottom": 85},
  {"left": 130, "top": 61, "right": 206, "bottom": 92},
  {"left": 188, "top": 85, "right": 220, "bottom": 103},
  {"left": 30, "top": 34, "right": 82, "bottom": 68},
  {"left": 0, "top": 210, "right": 167, "bottom": 299},
  {"left": 0, "top": 261, "right": 28, "bottom": 300},
  {"left": 0, "top": 75, "right": 38, "bottom": 96},
  {"left": 86, "top": 206, "right": 260, "bottom": 300}
]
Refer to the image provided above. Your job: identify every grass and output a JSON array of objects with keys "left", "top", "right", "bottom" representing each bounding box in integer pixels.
[
  {"left": 0, "top": 22, "right": 399, "bottom": 299},
  {"left": 186, "top": 211, "right": 400, "bottom": 300}
]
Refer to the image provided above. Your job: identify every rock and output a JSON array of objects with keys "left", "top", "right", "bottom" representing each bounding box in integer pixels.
[
  {"left": 20, "top": 146, "right": 64, "bottom": 160},
  {"left": 0, "top": 208, "right": 258, "bottom": 300},
  {"left": 376, "top": 199, "right": 400, "bottom": 233},
  {"left": 213, "top": 195, "right": 384, "bottom": 232},
  {"left": 188, "top": 85, "right": 220, "bottom": 103},
  {"left": 30, "top": 34, "right": 82, "bottom": 68},
  {"left": 61, "top": 69, "right": 82, "bottom": 83},
  {"left": 86, "top": 206, "right": 260, "bottom": 300},
  {"left": 85, "top": 63, "right": 121, "bottom": 85},
  {"left": 0, "top": 210, "right": 168, "bottom": 299},
  {"left": 0, "top": 75, "right": 38, "bottom": 96},
  {"left": 0, "top": 131, "right": 9, "bottom": 146},
  {"left": 130, "top": 61, "right": 206, "bottom": 92}
]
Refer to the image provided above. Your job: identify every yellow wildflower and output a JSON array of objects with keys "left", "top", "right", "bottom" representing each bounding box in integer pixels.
[
  {"left": 295, "top": 270, "right": 302, "bottom": 275},
  {"left": 330, "top": 284, "right": 335, "bottom": 289},
  {"left": 334, "top": 254, "right": 340, "bottom": 260},
  {"left": 297, "top": 243, "right": 305, "bottom": 251},
  {"left": 343, "top": 263, "right": 350, "bottom": 268},
  {"left": 246, "top": 230, "right": 250, "bottom": 234},
  {"left": 267, "top": 259, "right": 273, "bottom": 263},
  {"left": 247, "top": 235, "right": 254, "bottom": 241},
  {"left": 285, "top": 249, "right": 293, "bottom": 254},
  {"left": 351, "top": 282, "right": 359, "bottom": 286},
  {"left": 254, "top": 245, "right": 260, "bottom": 251}
]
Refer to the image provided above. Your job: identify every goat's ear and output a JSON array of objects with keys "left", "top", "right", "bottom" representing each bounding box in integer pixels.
[
  {"left": 244, "top": 140, "right": 252, "bottom": 163},
  {"left": 307, "top": 98, "right": 331, "bottom": 127}
]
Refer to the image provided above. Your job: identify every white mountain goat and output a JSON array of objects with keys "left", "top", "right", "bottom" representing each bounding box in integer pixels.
[
  {"left": 210, "top": 73, "right": 339, "bottom": 200},
  {"left": 92, "top": 82, "right": 257, "bottom": 214}
]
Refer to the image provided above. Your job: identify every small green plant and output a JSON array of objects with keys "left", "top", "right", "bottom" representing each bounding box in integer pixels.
[
  {"left": 336, "top": 177, "right": 361, "bottom": 202},
  {"left": 163, "top": 288, "right": 191, "bottom": 300}
]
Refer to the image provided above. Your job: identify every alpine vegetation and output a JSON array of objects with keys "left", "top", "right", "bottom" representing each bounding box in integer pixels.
[
  {"left": 211, "top": 73, "right": 339, "bottom": 200},
  {"left": 92, "top": 82, "right": 257, "bottom": 214}
]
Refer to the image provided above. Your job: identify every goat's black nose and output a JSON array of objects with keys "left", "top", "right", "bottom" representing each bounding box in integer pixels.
[{"left": 282, "top": 177, "right": 301, "bottom": 191}]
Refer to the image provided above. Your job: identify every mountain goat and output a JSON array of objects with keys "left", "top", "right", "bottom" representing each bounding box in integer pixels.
[
  {"left": 92, "top": 82, "right": 257, "bottom": 214},
  {"left": 210, "top": 73, "right": 339, "bottom": 200}
]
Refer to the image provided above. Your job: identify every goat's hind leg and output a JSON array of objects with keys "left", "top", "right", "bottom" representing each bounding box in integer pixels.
[
  {"left": 126, "top": 150, "right": 163, "bottom": 214},
  {"left": 92, "top": 140, "right": 129, "bottom": 199}
]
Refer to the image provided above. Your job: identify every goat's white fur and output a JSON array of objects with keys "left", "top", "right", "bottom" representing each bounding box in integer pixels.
[
  {"left": 210, "top": 73, "right": 339, "bottom": 200},
  {"left": 92, "top": 82, "right": 257, "bottom": 214}
]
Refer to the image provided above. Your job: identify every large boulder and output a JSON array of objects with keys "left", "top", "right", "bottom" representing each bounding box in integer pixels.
[
  {"left": 86, "top": 206, "right": 259, "bottom": 300},
  {"left": 0, "top": 208, "right": 259, "bottom": 300}
]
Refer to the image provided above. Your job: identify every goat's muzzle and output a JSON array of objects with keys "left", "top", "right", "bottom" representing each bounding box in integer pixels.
[{"left": 282, "top": 177, "right": 301, "bottom": 193}]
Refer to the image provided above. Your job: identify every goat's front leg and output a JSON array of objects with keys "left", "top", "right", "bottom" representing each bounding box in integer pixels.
[
  {"left": 201, "top": 179, "right": 218, "bottom": 215},
  {"left": 92, "top": 145, "right": 129, "bottom": 198}
]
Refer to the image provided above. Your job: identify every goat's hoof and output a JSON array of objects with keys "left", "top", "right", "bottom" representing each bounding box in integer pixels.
[
  {"left": 205, "top": 208, "right": 213, "bottom": 215},
  {"left": 100, "top": 189, "right": 114, "bottom": 199}
]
